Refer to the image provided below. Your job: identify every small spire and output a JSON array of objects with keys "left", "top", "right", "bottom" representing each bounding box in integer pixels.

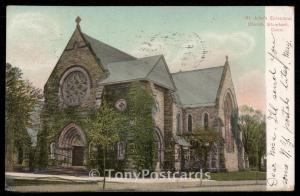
[
  {"left": 75, "top": 16, "right": 81, "bottom": 27},
  {"left": 225, "top": 55, "right": 229, "bottom": 66}
]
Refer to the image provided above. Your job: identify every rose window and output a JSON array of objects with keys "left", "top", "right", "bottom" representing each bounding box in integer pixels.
[{"left": 60, "top": 67, "right": 90, "bottom": 106}]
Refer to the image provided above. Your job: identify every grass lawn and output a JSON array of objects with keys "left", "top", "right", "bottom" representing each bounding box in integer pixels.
[
  {"left": 210, "top": 171, "right": 266, "bottom": 181},
  {"left": 6, "top": 178, "right": 97, "bottom": 186}
]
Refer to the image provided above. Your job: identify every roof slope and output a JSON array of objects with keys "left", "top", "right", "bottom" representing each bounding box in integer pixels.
[
  {"left": 147, "top": 57, "right": 176, "bottom": 90},
  {"left": 172, "top": 66, "right": 224, "bottom": 107},
  {"left": 99, "top": 55, "right": 175, "bottom": 90},
  {"left": 83, "top": 33, "right": 136, "bottom": 68}
]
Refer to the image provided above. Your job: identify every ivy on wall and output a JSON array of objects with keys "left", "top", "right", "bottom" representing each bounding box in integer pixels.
[
  {"left": 105, "top": 81, "right": 157, "bottom": 171},
  {"left": 35, "top": 70, "right": 95, "bottom": 168}
]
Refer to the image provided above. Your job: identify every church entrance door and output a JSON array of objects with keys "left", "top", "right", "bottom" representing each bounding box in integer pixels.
[
  {"left": 72, "top": 146, "right": 84, "bottom": 166},
  {"left": 58, "top": 123, "right": 87, "bottom": 167}
]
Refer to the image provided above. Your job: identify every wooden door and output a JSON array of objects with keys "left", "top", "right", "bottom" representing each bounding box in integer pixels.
[{"left": 72, "top": 146, "right": 84, "bottom": 166}]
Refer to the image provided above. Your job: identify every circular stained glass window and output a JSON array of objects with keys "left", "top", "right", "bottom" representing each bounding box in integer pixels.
[
  {"left": 115, "top": 99, "right": 127, "bottom": 111},
  {"left": 60, "top": 67, "right": 90, "bottom": 106}
]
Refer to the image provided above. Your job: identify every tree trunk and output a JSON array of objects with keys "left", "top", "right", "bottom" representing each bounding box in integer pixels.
[
  {"left": 244, "top": 153, "right": 250, "bottom": 169},
  {"left": 258, "top": 153, "right": 262, "bottom": 171},
  {"left": 204, "top": 148, "right": 208, "bottom": 171},
  {"left": 5, "top": 123, "right": 14, "bottom": 172},
  {"left": 102, "top": 145, "right": 106, "bottom": 190},
  {"left": 5, "top": 140, "right": 14, "bottom": 171}
]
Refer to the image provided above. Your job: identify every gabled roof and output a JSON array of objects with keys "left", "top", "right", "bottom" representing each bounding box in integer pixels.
[
  {"left": 83, "top": 33, "right": 136, "bottom": 68},
  {"left": 99, "top": 55, "right": 176, "bottom": 90},
  {"left": 172, "top": 66, "right": 225, "bottom": 107}
]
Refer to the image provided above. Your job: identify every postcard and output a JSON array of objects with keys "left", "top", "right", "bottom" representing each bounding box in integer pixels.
[{"left": 5, "top": 6, "right": 294, "bottom": 192}]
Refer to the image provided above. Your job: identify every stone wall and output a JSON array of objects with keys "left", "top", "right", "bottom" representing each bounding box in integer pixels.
[
  {"left": 182, "top": 106, "right": 218, "bottom": 133},
  {"left": 149, "top": 83, "right": 165, "bottom": 137},
  {"left": 163, "top": 90, "right": 174, "bottom": 171}
]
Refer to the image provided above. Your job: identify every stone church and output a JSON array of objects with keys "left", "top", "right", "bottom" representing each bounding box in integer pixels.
[{"left": 44, "top": 17, "right": 245, "bottom": 172}]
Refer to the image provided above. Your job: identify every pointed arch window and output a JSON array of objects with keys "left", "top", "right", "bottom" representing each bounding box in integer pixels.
[
  {"left": 204, "top": 113, "right": 209, "bottom": 130},
  {"left": 224, "top": 92, "right": 234, "bottom": 152},
  {"left": 117, "top": 141, "right": 126, "bottom": 160},
  {"left": 50, "top": 142, "right": 56, "bottom": 159},
  {"left": 188, "top": 114, "right": 193, "bottom": 132},
  {"left": 176, "top": 113, "right": 181, "bottom": 134}
]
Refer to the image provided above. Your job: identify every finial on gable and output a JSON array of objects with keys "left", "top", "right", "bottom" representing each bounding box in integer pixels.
[
  {"left": 225, "top": 55, "right": 229, "bottom": 66},
  {"left": 75, "top": 16, "right": 81, "bottom": 28}
]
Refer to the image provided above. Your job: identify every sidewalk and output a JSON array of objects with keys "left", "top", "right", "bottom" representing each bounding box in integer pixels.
[{"left": 6, "top": 172, "right": 266, "bottom": 184}]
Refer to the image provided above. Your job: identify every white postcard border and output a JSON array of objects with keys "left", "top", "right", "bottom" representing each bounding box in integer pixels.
[{"left": 265, "top": 6, "right": 294, "bottom": 191}]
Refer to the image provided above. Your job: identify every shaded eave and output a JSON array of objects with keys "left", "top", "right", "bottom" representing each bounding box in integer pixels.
[{"left": 101, "top": 78, "right": 176, "bottom": 92}]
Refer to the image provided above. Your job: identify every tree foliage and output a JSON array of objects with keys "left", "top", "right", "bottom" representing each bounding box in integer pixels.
[
  {"left": 84, "top": 99, "right": 123, "bottom": 190},
  {"left": 5, "top": 63, "right": 42, "bottom": 171},
  {"left": 239, "top": 105, "right": 266, "bottom": 170},
  {"left": 85, "top": 99, "right": 123, "bottom": 148},
  {"left": 82, "top": 81, "right": 156, "bottom": 188}
]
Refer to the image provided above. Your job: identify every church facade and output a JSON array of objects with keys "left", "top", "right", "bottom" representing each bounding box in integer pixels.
[{"left": 43, "top": 18, "right": 245, "bottom": 172}]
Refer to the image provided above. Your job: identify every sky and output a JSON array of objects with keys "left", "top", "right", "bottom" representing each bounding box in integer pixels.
[{"left": 6, "top": 6, "right": 266, "bottom": 111}]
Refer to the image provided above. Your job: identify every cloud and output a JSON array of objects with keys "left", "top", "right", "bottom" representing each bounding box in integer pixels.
[
  {"left": 235, "top": 70, "right": 265, "bottom": 111},
  {"left": 7, "top": 13, "right": 62, "bottom": 39},
  {"left": 203, "top": 32, "right": 255, "bottom": 57},
  {"left": 6, "top": 13, "right": 64, "bottom": 89}
]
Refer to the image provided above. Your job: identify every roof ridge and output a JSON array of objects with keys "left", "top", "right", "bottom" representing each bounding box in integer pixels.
[
  {"left": 171, "top": 65, "right": 224, "bottom": 75},
  {"left": 82, "top": 33, "right": 136, "bottom": 59},
  {"left": 140, "top": 54, "right": 163, "bottom": 58},
  {"left": 106, "top": 55, "right": 162, "bottom": 66}
]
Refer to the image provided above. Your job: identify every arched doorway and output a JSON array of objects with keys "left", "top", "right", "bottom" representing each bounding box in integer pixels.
[
  {"left": 154, "top": 128, "right": 164, "bottom": 171},
  {"left": 57, "top": 123, "right": 86, "bottom": 167},
  {"left": 224, "top": 92, "right": 234, "bottom": 153}
]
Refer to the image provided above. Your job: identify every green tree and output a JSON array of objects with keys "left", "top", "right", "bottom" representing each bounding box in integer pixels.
[
  {"left": 85, "top": 99, "right": 122, "bottom": 190},
  {"left": 254, "top": 118, "right": 266, "bottom": 171},
  {"left": 5, "top": 63, "right": 42, "bottom": 171},
  {"left": 239, "top": 105, "right": 266, "bottom": 171},
  {"left": 185, "top": 127, "right": 222, "bottom": 171}
]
